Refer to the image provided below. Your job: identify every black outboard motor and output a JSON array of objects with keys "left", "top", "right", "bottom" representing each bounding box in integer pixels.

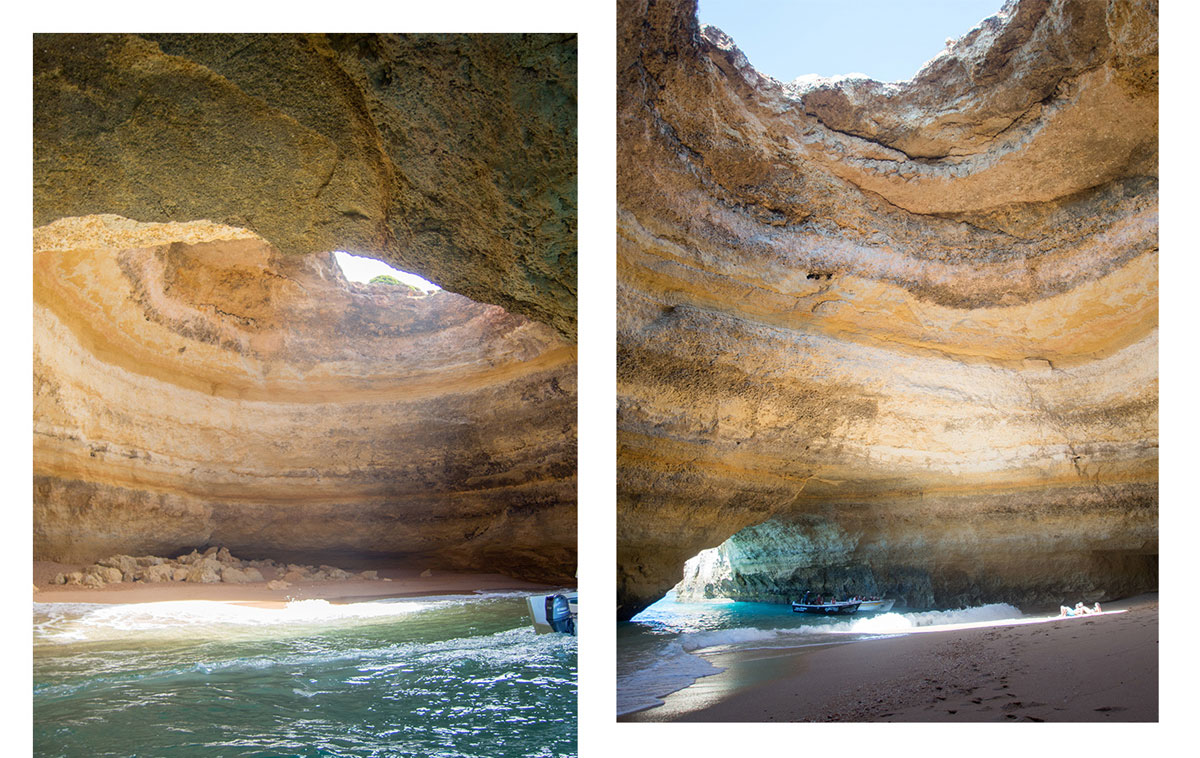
[{"left": 545, "top": 594, "right": 575, "bottom": 635}]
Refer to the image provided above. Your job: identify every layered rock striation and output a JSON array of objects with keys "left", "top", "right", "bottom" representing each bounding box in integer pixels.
[
  {"left": 35, "top": 216, "right": 576, "bottom": 583},
  {"left": 617, "top": 0, "right": 1157, "bottom": 618},
  {"left": 34, "top": 33, "right": 577, "bottom": 338}
]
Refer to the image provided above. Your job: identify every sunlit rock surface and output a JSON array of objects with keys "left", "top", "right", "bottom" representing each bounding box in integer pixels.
[
  {"left": 617, "top": 0, "right": 1157, "bottom": 618},
  {"left": 34, "top": 33, "right": 577, "bottom": 338},
  {"left": 34, "top": 216, "right": 576, "bottom": 582}
]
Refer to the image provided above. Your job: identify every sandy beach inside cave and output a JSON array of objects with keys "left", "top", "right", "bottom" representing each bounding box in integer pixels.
[
  {"left": 32, "top": 561, "right": 561, "bottom": 607},
  {"left": 621, "top": 593, "right": 1158, "bottom": 723}
]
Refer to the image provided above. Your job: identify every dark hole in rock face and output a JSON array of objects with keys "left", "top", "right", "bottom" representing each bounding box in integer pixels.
[
  {"left": 616, "top": 0, "right": 1157, "bottom": 620},
  {"left": 672, "top": 490, "right": 1158, "bottom": 613},
  {"left": 33, "top": 216, "right": 577, "bottom": 584}
]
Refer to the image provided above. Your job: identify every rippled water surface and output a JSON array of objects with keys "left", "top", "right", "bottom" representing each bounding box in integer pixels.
[{"left": 34, "top": 594, "right": 576, "bottom": 757}]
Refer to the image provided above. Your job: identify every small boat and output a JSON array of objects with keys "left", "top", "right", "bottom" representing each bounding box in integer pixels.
[
  {"left": 791, "top": 599, "right": 861, "bottom": 614},
  {"left": 526, "top": 592, "right": 578, "bottom": 635},
  {"left": 791, "top": 592, "right": 894, "bottom": 615}
]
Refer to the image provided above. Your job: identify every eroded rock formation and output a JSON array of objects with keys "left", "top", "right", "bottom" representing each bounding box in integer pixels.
[
  {"left": 51, "top": 546, "right": 383, "bottom": 587},
  {"left": 617, "top": 0, "right": 1157, "bottom": 618},
  {"left": 35, "top": 216, "right": 576, "bottom": 582},
  {"left": 34, "top": 33, "right": 577, "bottom": 338},
  {"left": 34, "top": 34, "right": 577, "bottom": 585}
]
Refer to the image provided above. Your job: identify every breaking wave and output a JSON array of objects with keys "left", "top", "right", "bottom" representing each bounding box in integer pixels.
[{"left": 674, "top": 603, "right": 1023, "bottom": 653}]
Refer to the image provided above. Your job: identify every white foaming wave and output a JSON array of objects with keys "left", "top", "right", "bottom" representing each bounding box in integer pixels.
[
  {"left": 674, "top": 604, "right": 1028, "bottom": 653},
  {"left": 35, "top": 597, "right": 453, "bottom": 643},
  {"left": 470, "top": 588, "right": 576, "bottom": 599},
  {"left": 180, "top": 626, "right": 577, "bottom": 683},
  {"left": 678, "top": 626, "right": 795, "bottom": 651},
  {"left": 616, "top": 639, "right": 724, "bottom": 716},
  {"left": 404, "top": 625, "right": 577, "bottom": 670},
  {"left": 839, "top": 603, "right": 1024, "bottom": 635}
]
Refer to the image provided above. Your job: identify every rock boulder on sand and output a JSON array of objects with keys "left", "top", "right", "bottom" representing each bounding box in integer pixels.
[
  {"left": 315, "top": 566, "right": 351, "bottom": 581},
  {"left": 39, "top": 547, "right": 396, "bottom": 592},
  {"left": 220, "top": 566, "right": 264, "bottom": 584},
  {"left": 142, "top": 564, "right": 175, "bottom": 583},
  {"left": 176, "top": 551, "right": 202, "bottom": 565},
  {"left": 98, "top": 554, "right": 139, "bottom": 575},
  {"left": 185, "top": 559, "right": 222, "bottom": 583}
]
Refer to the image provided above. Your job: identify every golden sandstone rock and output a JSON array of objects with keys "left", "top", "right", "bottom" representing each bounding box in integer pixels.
[
  {"left": 616, "top": 0, "right": 1157, "bottom": 618},
  {"left": 34, "top": 218, "right": 577, "bottom": 583},
  {"left": 33, "top": 34, "right": 577, "bottom": 585},
  {"left": 34, "top": 34, "right": 577, "bottom": 339}
]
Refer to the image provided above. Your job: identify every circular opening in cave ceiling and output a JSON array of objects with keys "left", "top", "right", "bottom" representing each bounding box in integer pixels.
[
  {"left": 698, "top": 0, "right": 1004, "bottom": 83},
  {"left": 332, "top": 251, "right": 441, "bottom": 292}
]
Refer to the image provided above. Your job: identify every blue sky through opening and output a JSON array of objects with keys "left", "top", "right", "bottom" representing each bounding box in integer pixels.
[{"left": 698, "top": 0, "right": 1005, "bottom": 83}]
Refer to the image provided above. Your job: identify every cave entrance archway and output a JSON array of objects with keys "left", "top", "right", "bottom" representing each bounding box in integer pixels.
[{"left": 664, "top": 489, "right": 1158, "bottom": 615}]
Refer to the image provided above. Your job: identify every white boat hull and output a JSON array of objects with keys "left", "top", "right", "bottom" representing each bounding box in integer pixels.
[{"left": 854, "top": 599, "right": 895, "bottom": 613}]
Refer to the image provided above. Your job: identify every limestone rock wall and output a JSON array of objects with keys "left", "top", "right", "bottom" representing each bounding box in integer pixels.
[
  {"left": 617, "top": 0, "right": 1157, "bottom": 618},
  {"left": 34, "top": 216, "right": 576, "bottom": 583},
  {"left": 34, "top": 33, "right": 577, "bottom": 338},
  {"left": 676, "top": 486, "right": 1157, "bottom": 610}
]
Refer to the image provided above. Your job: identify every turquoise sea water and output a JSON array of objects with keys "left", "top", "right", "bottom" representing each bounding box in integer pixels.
[
  {"left": 34, "top": 593, "right": 576, "bottom": 757},
  {"left": 617, "top": 591, "right": 1026, "bottom": 715}
]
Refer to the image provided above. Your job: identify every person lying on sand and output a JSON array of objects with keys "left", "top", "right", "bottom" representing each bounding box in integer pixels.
[{"left": 1059, "top": 602, "right": 1103, "bottom": 617}]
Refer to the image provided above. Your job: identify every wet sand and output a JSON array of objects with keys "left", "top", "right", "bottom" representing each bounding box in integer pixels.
[
  {"left": 33, "top": 561, "right": 560, "bottom": 606},
  {"left": 622, "top": 593, "right": 1158, "bottom": 722}
]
